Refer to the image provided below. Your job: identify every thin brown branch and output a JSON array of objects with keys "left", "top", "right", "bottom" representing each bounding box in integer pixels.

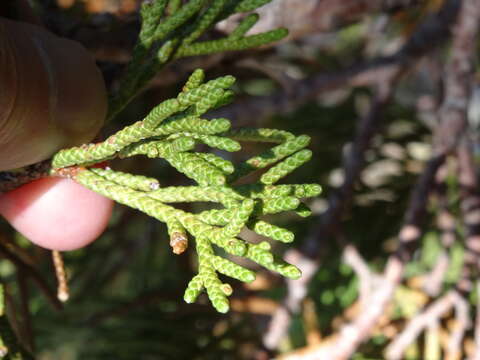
[
  {"left": 52, "top": 251, "right": 69, "bottom": 303},
  {"left": 0, "top": 160, "right": 51, "bottom": 193}
]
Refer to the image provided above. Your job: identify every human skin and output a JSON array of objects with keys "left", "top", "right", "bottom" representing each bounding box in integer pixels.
[{"left": 0, "top": 17, "right": 113, "bottom": 251}]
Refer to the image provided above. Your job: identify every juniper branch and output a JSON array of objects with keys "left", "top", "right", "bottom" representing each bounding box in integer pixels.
[{"left": 50, "top": 70, "right": 320, "bottom": 312}]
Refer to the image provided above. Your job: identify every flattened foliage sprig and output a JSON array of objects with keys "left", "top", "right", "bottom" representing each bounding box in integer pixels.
[
  {"left": 51, "top": 70, "right": 321, "bottom": 313},
  {"left": 108, "top": 0, "right": 288, "bottom": 121}
]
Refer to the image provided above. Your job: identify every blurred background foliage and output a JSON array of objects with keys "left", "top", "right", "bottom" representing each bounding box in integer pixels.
[{"left": 1, "top": 0, "right": 479, "bottom": 359}]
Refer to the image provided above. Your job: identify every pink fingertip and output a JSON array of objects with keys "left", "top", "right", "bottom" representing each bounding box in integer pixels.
[{"left": 0, "top": 177, "right": 113, "bottom": 251}]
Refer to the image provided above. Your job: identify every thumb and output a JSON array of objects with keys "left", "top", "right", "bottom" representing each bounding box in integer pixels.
[
  {"left": 0, "top": 18, "right": 113, "bottom": 251},
  {"left": 0, "top": 18, "right": 107, "bottom": 170}
]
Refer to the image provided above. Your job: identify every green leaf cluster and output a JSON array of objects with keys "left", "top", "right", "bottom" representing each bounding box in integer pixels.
[
  {"left": 108, "top": 0, "right": 288, "bottom": 121},
  {"left": 51, "top": 70, "right": 320, "bottom": 312}
]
